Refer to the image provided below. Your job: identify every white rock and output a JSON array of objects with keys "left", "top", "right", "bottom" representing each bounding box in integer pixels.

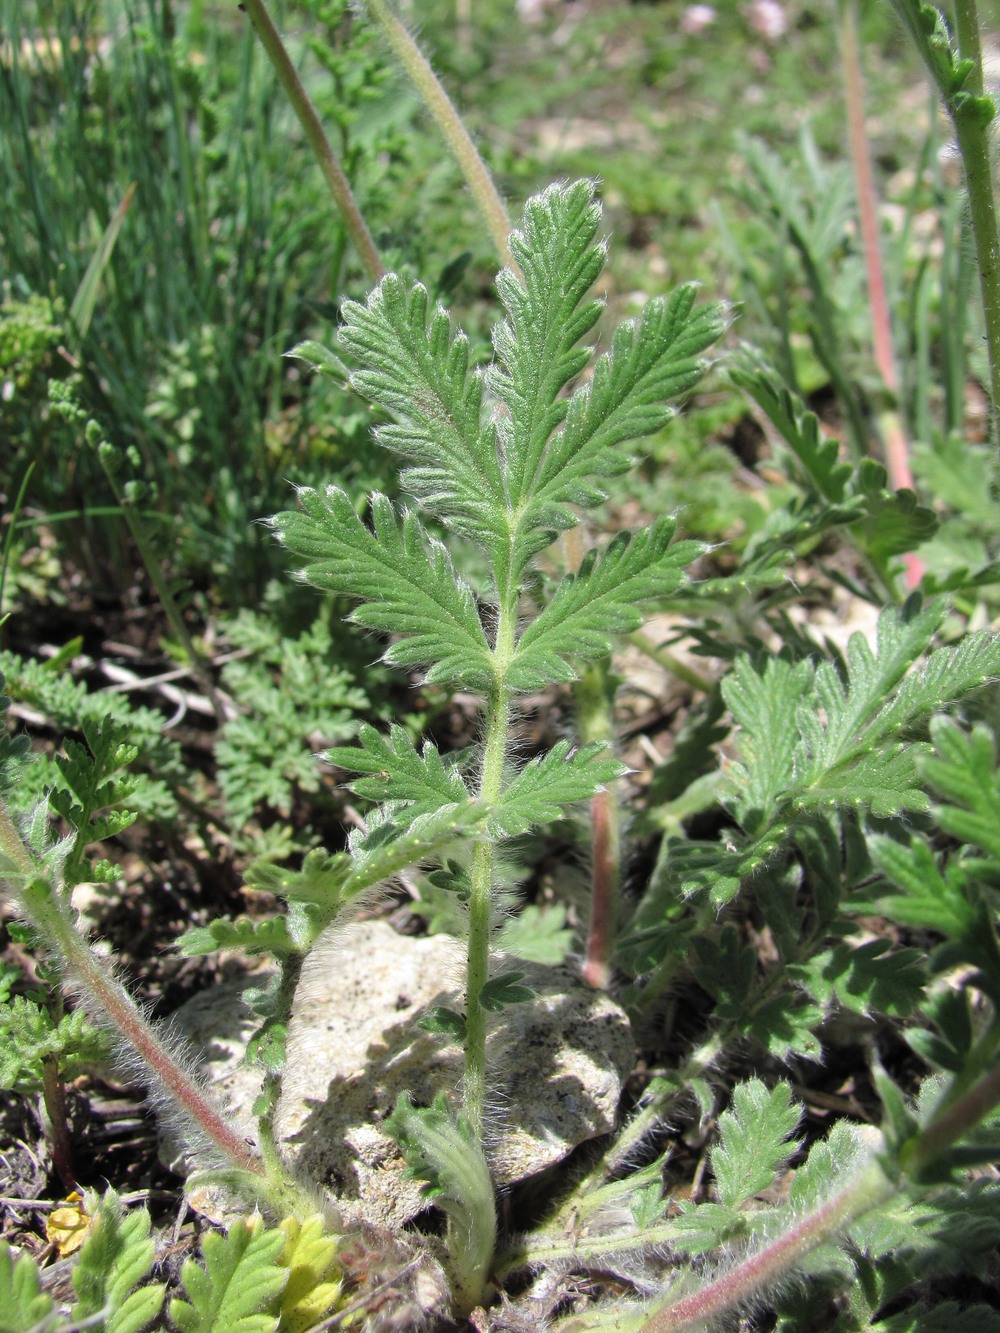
[{"left": 164, "top": 919, "right": 634, "bottom": 1230}]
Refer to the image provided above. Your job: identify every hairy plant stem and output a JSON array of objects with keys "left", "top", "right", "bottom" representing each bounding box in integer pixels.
[
  {"left": 0, "top": 809, "right": 322, "bottom": 1224},
  {"left": 241, "top": 0, "right": 385, "bottom": 284},
  {"left": 642, "top": 1157, "right": 892, "bottom": 1333},
  {"left": 838, "top": 0, "right": 922, "bottom": 588},
  {"left": 465, "top": 589, "right": 516, "bottom": 1137},
  {"left": 640, "top": 1053, "right": 1000, "bottom": 1333},
  {"left": 362, "top": 0, "right": 514, "bottom": 269}
]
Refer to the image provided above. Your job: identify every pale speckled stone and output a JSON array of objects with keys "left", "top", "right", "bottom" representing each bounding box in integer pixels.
[{"left": 164, "top": 919, "right": 634, "bottom": 1230}]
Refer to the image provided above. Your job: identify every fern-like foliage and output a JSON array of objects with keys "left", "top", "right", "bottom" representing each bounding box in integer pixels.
[
  {"left": 272, "top": 179, "right": 725, "bottom": 691},
  {"left": 0, "top": 992, "right": 109, "bottom": 1092},
  {"left": 216, "top": 610, "right": 370, "bottom": 828},
  {"left": 659, "top": 599, "right": 1000, "bottom": 905},
  {"left": 0, "top": 651, "right": 183, "bottom": 822}
]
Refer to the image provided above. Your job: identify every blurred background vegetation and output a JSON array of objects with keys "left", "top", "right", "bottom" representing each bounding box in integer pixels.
[{"left": 1, "top": 0, "right": 933, "bottom": 609}]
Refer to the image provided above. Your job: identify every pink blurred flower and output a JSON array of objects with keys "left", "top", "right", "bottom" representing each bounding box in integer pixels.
[
  {"left": 744, "top": 0, "right": 788, "bottom": 42},
  {"left": 680, "top": 5, "right": 718, "bottom": 36}
]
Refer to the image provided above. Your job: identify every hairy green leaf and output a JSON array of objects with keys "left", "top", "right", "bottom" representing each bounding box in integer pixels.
[
  {"left": 478, "top": 970, "right": 533, "bottom": 1011},
  {"left": 275, "top": 1215, "right": 342, "bottom": 1333},
  {"left": 338, "top": 275, "right": 507, "bottom": 550},
  {"left": 487, "top": 740, "right": 624, "bottom": 837},
  {"left": 0, "top": 995, "right": 109, "bottom": 1091},
  {"left": 326, "top": 722, "right": 469, "bottom": 817},
  {"left": 921, "top": 718, "right": 1000, "bottom": 861},
  {"left": 712, "top": 1080, "right": 802, "bottom": 1207},
  {"left": 176, "top": 916, "right": 298, "bottom": 961},
  {"left": 386, "top": 1093, "right": 495, "bottom": 1313},
  {"left": 271, "top": 487, "right": 493, "bottom": 689},
  {"left": 490, "top": 180, "right": 605, "bottom": 516},
  {"left": 0, "top": 1242, "right": 53, "bottom": 1331},
  {"left": 71, "top": 1190, "right": 165, "bottom": 1333},
  {"left": 169, "top": 1220, "right": 287, "bottom": 1333},
  {"left": 510, "top": 519, "right": 701, "bottom": 688},
  {"left": 511, "top": 285, "right": 727, "bottom": 569}
]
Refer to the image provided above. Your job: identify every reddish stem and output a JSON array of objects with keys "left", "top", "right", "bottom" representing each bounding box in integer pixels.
[{"left": 839, "top": 0, "right": 923, "bottom": 588}]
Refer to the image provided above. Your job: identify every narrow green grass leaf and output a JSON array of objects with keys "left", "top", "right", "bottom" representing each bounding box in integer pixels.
[{"left": 69, "top": 181, "right": 137, "bottom": 339}]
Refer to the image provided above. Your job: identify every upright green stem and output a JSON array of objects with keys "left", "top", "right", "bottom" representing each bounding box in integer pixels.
[
  {"left": 889, "top": 0, "right": 1000, "bottom": 446},
  {"left": 362, "top": 0, "right": 514, "bottom": 269},
  {"left": 464, "top": 572, "right": 518, "bottom": 1137},
  {"left": 465, "top": 679, "right": 511, "bottom": 1138},
  {"left": 241, "top": 0, "right": 385, "bottom": 284}
]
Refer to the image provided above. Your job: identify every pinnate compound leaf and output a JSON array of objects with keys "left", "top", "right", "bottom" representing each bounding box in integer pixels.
[
  {"left": 338, "top": 275, "right": 506, "bottom": 549},
  {"left": 730, "top": 350, "right": 851, "bottom": 503},
  {"left": 326, "top": 723, "right": 468, "bottom": 816},
  {"left": 790, "top": 599, "right": 947, "bottom": 790},
  {"left": 791, "top": 937, "right": 926, "bottom": 1018},
  {"left": 790, "top": 1119, "right": 870, "bottom": 1214},
  {"left": 0, "top": 996, "right": 109, "bottom": 1091},
  {"left": 509, "top": 519, "right": 702, "bottom": 688},
  {"left": 721, "top": 655, "right": 815, "bottom": 826},
  {"left": 342, "top": 802, "right": 487, "bottom": 900},
  {"left": 71, "top": 1190, "right": 165, "bottom": 1333},
  {"left": 711, "top": 1080, "right": 802, "bottom": 1208},
  {"left": 868, "top": 835, "right": 980, "bottom": 940},
  {"left": 169, "top": 1220, "right": 286, "bottom": 1333},
  {"left": 0, "top": 1242, "right": 53, "bottom": 1330},
  {"left": 491, "top": 180, "right": 605, "bottom": 515},
  {"left": 271, "top": 487, "right": 492, "bottom": 689},
  {"left": 700, "top": 602, "right": 1000, "bottom": 906},
  {"left": 246, "top": 848, "right": 352, "bottom": 917},
  {"left": 488, "top": 740, "right": 625, "bottom": 837}
]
